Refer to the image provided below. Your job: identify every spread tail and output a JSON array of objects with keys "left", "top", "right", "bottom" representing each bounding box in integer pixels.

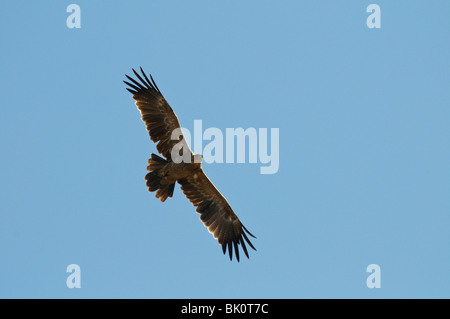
[{"left": 145, "top": 153, "right": 175, "bottom": 202}]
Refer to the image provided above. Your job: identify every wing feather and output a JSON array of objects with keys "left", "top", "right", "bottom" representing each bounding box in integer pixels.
[
  {"left": 124, "top": 68, "right": 192, "bottom": 160},
  {"left": 179, "top": 170, "right": 256, "bottom": 261}
]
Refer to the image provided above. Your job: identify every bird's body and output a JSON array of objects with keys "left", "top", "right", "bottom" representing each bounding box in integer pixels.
[
  {"left": 154, "top": 156, "right": 201, "bottom": 185},
  {"left": 124, "top": 68, "right": 256, "bottom": 261}
]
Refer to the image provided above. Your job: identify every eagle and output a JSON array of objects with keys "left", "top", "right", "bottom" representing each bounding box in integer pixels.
[{"left": 124, "top": 68, "right": 256, "bottom": 261}]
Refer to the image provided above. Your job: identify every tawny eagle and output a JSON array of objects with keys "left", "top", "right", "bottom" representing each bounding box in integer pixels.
[{"left": 124, "top": 68, "right": 256, "bottom": 261}]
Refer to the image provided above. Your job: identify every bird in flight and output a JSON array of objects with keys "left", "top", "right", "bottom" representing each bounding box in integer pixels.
[{"left": 124, "top": 68, "right": 256, "bottom": 261}]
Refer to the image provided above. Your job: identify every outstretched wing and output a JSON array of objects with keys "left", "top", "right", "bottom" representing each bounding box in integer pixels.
[
  {"left": 124, "top": 67, "right": 192, "bottom": 160},
  {"left": 178, "top": 170, "right": 256, "bottom": 262}
]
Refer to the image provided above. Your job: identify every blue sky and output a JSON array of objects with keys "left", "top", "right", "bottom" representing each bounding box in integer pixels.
[{"left": 1, "top": 1, "right": 449, "bottom": 298}]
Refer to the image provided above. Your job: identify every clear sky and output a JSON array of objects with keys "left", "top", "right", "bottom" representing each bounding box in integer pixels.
[{"left": 1, "top": 1, "right": 449, "bottom": 298}]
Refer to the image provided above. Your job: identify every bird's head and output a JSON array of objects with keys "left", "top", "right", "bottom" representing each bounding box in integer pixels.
[{"left": 192, "top": 153, "right": 203, "bottom": 166}]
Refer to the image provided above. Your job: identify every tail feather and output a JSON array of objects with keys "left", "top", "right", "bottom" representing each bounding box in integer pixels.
[{"left": 145, "top": 153, "right": 175, "bottom": 202}]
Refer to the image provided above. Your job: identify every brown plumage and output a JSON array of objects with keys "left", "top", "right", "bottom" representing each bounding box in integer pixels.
[{"left": 124, "top": 67, "right": 256, "bottom": 261}]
